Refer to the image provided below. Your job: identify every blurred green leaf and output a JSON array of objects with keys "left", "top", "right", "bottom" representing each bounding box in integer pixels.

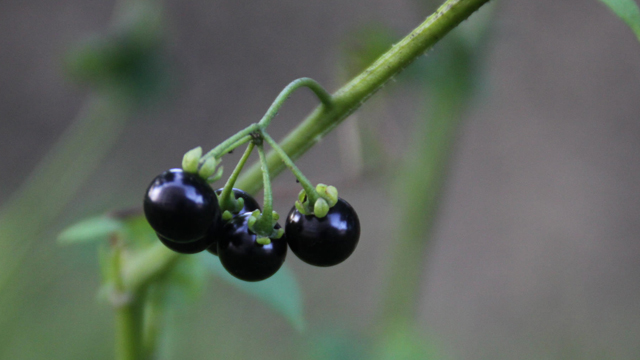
[
  {"left": 598, "top": 0, "right": 640, "bottom": 42},
  {"left": 119, "top": 212, "right": 158, "bottom": 247},
  {"left": 57, "top": 215, "right": 123, "bottom": 244},
  {"left": 306, "top": 328, "right": 369, "bottom": 360},
  {"left": 200, "top": 254, "right": 305, "bottom": 331},
  {"left": 372, "top": 325, "right": 442, "bottom": 360}
]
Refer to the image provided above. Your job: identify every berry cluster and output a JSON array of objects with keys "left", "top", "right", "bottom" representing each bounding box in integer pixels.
[
  {"left": 144, "top": 167, "right": 360, "bottom": 281},
  {"left": 143, "top": 78, "right": 359, "bottom": 282}
]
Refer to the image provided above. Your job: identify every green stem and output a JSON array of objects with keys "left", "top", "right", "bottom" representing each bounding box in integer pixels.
[
  {"left": 254, "top": 143, "right": 274, "bottom": 235},
  {"left": 122, "top": 242, "right": 179, "bottom": 292},
  {"left": 115, "top": 297, "right": 145, "bottom": 360},
  {"left": 200, "top": 124, "right": 259, "bottom": 164},
  {"left": 219, "top": 142, "right": 255, "bottom": 212},
  {"left": 257, "top": 78, "right": 333, "bottom": 128},
  {"left": 220, "top": 135, "right": 253, "bottom": 155},
  {"left": 235, "top": 0, "right": 490, "bottom": 194},
  {"left": 112, "top": 243, "right": 145, "bottom": 360},
  {"left": 260, "top": 130, "right": 319, "bottom": 205}
]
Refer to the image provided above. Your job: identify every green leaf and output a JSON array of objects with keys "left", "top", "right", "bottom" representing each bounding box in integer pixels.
[
  {"left": 57, "top": 215, "right": 123, "bottom": 244},
  {"left": 120, "top": 213, "right": 157, "bottom": 247},
  {"left": 598, "top": 0, "right": 640, "bottom": 42},
  {"left": 199, "top": 254, "right": 305, "bottom": 331},
  {"left": 372, "top": 325, "right": 443, "bottom": 360}
]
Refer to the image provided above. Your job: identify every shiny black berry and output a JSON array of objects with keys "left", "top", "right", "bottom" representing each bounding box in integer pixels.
[
  {"left": 217, "top": 213, "right": 287, "bottom": 282},
  {"left": 143, "top": 168, "right": 221, "bottom": 243},
  {"left": 157, "top": 233, "right": 214, "bottom": 254},
  {"left": 285, "top": 197, "right": 360, "bottom": 267},
  {"left": 207, "top": 188, "right": 261, "bottom": 256}
]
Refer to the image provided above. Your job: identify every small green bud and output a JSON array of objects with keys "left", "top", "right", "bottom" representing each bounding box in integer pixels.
[
  {"left": 314, "top": 198, "right": 329, "bottom": 218},
  {"left": 198, "top": 157, "right": 218, "bottom": 179},
  {"left": 222, "top": 210, "right": 233, "bottom": 221},
  {"left": 182, "top": 146, "right": 202, "bottom": 173},
  {"left": 256, "top": 237, "right": 271, "bottom": 245}
]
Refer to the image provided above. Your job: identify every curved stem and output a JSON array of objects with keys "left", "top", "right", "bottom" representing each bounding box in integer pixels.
[
  {"left": 258, "top": 78, "right": 333, "bottom": 128},
  {"left": 219, "top": 142, "right": 255, "bottom": 212},
  {"left": 254, "top": 143, "right": 274, "bottom": 235},
  {"left": 235, "top": 0, "right": 490, "bottom": 194},
  {"left": 200, "top": 124, "right": 259, "bottom": 164},
  {"left": 260, "top": 130, "right": 319, "bottom": 205}
]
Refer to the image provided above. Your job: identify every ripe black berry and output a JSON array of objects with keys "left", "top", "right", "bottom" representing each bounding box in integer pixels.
[
  {"left": 143, "top": 168, "right": 221, "bottom": 243},
  {"left": 285, "top": 197, "right": 360, "bottom": 267},
  {"left": 157, "top": 233, "right": 214, "bottom": 254},
  {"left": 217, "top": 213, "right": 287, "bottom": 282}
]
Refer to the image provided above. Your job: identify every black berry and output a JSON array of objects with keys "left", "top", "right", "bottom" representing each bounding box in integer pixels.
[
  {"left": 217, "top": 213, "right": 287, "bottom": 282},
  {"left": 143, "top": 168, "right": 221, "bottom": 243},
  {"left": 157, "top": 233, "right": 215, "bottom": 254},
  {"left": 285, "top": 197, "right": 360, "bottom": 267}
]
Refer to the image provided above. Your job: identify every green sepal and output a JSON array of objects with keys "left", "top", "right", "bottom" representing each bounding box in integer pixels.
[
  {"left": 235, "top": 197, "right": 245, "bottom": 212},
  {"left": 273, "top": 228, "right": 285, "bottom": 239},
  {"left": 324, "top": 186, "right": 339, "bottom": 207},
  {"left": 316, "top": 183, "right": 338, "bottom": 207},
  {"left": 247, "top": 215, "right": 257, "bottom": 230},
  {"left": 207, "top": 165, "right": 224, "bottom": 183},
  {"left": 257, "top": 237, "right": 271, "bottom": 245},
  {"left": 294, "top": 200, "right": 307, "bottom": 215},
  {"left": 314, "top": 198, "right": 329, "bottom": 218},
  {"left": 315, "top": 183, "right": 327, "bottom": 195},
  {"left": 182, "top": 146, "right": 202, "bottom": 173},
  {"left": 297, "top": 189, "right": 307, "bottom": 203},
  {"left": 272, "top": 211, "right": 280, "bottom": 222},
  {"left": 222, "top": 210, "right": 233, "bottom": 221},
  {"left": 198, "top": 157, "right": 218, "bottom": 179}
]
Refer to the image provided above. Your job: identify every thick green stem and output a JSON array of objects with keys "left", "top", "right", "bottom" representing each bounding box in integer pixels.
[
  {"left": 260, "top": 131, "right": 319, "bottom": 205},
  {"left": 219, "top": 142, "right": 255, "bottom": 212},
  {"left": 115, "top": 299, "right": 145, "bottom": 360},
  {"left": 122, "top": 243, "right": 179, "bottom": 292},
  {"left": 258, "top": 78, "right": 333, "bottom": 128},
  {"left": 112, "top": 243, "right": 145, "bottom": 360},
  {"left": 235, "top": 0, "right": 490, "bottom": 194}
]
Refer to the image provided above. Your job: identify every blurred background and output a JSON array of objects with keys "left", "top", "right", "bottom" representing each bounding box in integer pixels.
[{"left": 1, "top": 0, "right": 640, "bottom": 359}]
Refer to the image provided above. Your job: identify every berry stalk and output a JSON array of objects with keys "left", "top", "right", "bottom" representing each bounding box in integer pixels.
[
  {"left": 259, "top": 130, "right": 320, "bottom": 206},
  {"left": 235, "top": 0, "right": 491, "bottom": 194},
  {"left": 218, "top": 142, "right": 255, "bottom": 212},
  {"left": 257, "top": 77, "right": 333, "bottom": 128}
]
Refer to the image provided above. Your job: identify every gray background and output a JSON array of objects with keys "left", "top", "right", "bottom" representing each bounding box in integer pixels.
[{"left": 1, "top": 0, "right": 639, "bottom": 359}]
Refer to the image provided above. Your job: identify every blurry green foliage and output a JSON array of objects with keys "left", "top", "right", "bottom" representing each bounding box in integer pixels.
[{"left": 598, "top": 0, "right": 640, "bottom": 42}]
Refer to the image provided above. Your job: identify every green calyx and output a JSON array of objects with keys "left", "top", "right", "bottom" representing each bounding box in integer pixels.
[
  {"left": 295, "top": 183, "right": 339, "bottom": 218},
  {"left": 198, "top": 157, "right": 219, "bottom": 179},
  {"left": 182, "top": 146, "right": 202, "bottom": 173},
  {"left": 247, "top": 210, "right": 283, "bottom": 241}
]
